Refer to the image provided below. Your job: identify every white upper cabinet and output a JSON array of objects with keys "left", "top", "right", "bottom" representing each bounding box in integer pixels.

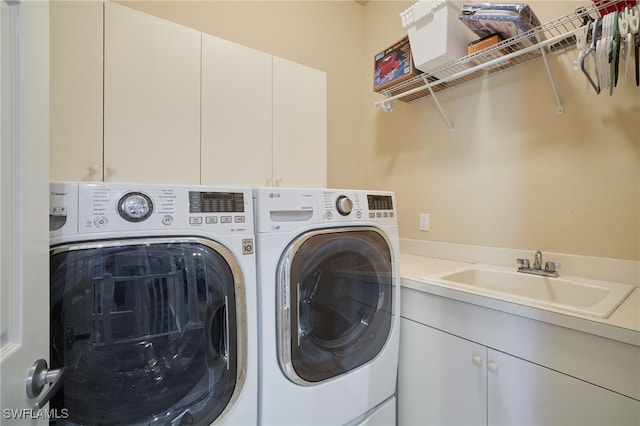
[
  {"left": 104, "top": 2, "right": 201, "bottom": 184},
  {"left": 201, "top": 36, "right": 327, "bottom": 188},
  {"left": 50, "top": 2, "right": 326, "bottom": 187},
  {"left": 50, "top": 1, "right": 103, "bottom": 181},
  {"left": 200, "top": 34, "right": 273, "bottom": 187},
  {"left": 273, "top": 57, "right": 327, "bottom": 188}
]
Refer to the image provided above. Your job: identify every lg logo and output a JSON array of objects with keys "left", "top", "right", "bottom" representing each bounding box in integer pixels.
[{"left": 269, "top": 193, "right": 280, "bottom": 198}]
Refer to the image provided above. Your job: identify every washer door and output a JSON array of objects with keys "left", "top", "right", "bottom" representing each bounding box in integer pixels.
[
  {"left": 49, "top": 237, "right": 246, "bottom": 425},
  {"left": 278, "top": 227, "right": 394, "bottom": 384}
]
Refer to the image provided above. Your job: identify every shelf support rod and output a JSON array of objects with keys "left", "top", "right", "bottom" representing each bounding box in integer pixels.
[
  {"left": 539, "top": 46, "right": 564, "bottom": 115},
  {"left": 427, "top": 86, "right": 455, "bottom": 136}
]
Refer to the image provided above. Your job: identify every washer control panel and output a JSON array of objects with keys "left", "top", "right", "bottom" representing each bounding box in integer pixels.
[{"left": 51, "top": 182, "right": 254, "bottom": 237}]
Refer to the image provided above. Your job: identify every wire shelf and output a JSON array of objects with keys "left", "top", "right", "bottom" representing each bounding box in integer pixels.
[{"left": 375, "top": 0, "right": 629, "bottom": 107}]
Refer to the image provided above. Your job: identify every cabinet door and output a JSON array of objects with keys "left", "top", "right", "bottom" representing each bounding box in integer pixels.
[
  {"left": 273, "top": 57, "right": 326, "bottom": 188},
  {"left": 398, "top": 318, "right": 487, "bottom": 426},
  {"left": 201, "top": 34, "right": 272, "bottom": 187},
  {"left": 50, "top": 1, "right": 103, "bottom": 182},
  {"left": 488, "top": 349, "right": 640, "bottom": 426},
  {"left": 104, "top": 2, "right": 201, "bottom": 184}
]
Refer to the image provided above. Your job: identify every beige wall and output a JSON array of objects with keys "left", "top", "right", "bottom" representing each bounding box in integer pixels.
[
  {"left": 103, "top": 1, "right": 639, "bottom": 260},
  {"left": 363, "top": 1, "right": 639, "bottom": 261}
]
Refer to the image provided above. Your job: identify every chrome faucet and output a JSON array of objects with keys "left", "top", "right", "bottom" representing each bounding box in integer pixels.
[
  {"left": 517, "top": 250, "right": 560, "bottom": 278},
  {"left": 533, "top": 250, "right": 543, "bottom": 270}
]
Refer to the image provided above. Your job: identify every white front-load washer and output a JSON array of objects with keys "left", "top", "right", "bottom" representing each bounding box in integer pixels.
[
  {"left": 253, "top": 188, "right": 400, "bottom": 426},
  {"left": 48, "top": 182, "right": 257, "bottom": 426}
]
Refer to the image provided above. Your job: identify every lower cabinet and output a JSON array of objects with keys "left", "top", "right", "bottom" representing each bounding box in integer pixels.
[
  {"left": 398, "top": 318, "right": 486, "bottom": 426},
  {"left": 399, "top": 310, "right": 640, "bottom": 426}
]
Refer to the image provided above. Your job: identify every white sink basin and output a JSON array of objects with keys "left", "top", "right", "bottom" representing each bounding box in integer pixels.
[{"left": 434, "top": 267, "right": 635, "bottom": 318}]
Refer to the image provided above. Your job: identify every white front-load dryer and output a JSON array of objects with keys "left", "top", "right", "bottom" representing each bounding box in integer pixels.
[
  {"left": 253, "top": 188, "right": 400, "bottom": 426},
  {"left": 48, "top": 182, "right": 257, "bottom": 426}
]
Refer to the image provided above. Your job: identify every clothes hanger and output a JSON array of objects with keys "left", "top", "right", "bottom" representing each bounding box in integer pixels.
[
  {"left": 574, "top": 20, "right": 590, "bottom": 70},
  {"left": 619, "top": 7, "right": 632, "bottom": 83},
  {"left": 581, "top": 17, "right": 601, "bottom": 94},
  {"left": 597, "top": 13, "right": 610, "bottom": 91},
  {"left": 610, "top": 11, "right": 619, "bottom": 93},
  {"left": 629, "top": 4, "right": 640, "bottom": 85}
]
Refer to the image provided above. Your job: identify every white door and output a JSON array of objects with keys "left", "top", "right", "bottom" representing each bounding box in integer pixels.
[
  {"left": 487, "top": 349, "right": 640, "bottom": 426},
  {"left": 49, "top": 0, "right": 103, "bottom": 182},
  {"left": 103, "top": 2, "right": 201, "bottom": 184},
  {"left": 201, "top": 33, "right": 272, "bottom": 187},
  {"left": 1, "top": 1, "right": 52, "bottom": 424},
  {"left": 272, "top": 57, "right": 327, "bottom": 188},
  {"left": 397, "top": 319, "right": 487, "bottom": 426}
]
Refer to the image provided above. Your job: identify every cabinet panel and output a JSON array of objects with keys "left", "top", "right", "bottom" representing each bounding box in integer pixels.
[
  {"left": 50, "top": 1, "right": 103, "bottom": 181},
  {"left": 488, "top": 349, "right": 640, "bottom": 426},
  {"left": 104, "top": 2, "right": 201, "bottom": 184},
  {"left": 398, "top": 318, "right": 486, "bottom": 426},
  {"left": 273, "top": 57, "right": 327, "bottom": 188},
  {"left": 200, "top": 34, "right": 272, "bottom": 187}
]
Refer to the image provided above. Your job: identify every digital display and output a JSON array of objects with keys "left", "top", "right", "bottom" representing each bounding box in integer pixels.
[
  {"left": 367, "top": 195, "right": 393, "bottom": 211},
  {"left": 189, "top": 191, "right": 244, "bottom": 213}
]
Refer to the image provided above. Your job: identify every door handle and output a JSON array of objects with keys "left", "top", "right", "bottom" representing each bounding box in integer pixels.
[{"left": 26, "top": 359, "right": 66, "bottom": 410}]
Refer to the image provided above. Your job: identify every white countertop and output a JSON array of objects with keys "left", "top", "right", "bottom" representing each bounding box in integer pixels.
[{"left": 400, "top": 253, "right": 640, "bottom": 347}]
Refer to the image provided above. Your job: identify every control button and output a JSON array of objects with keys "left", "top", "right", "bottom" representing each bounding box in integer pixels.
[
  {"left": 376, "top": 212, "right": 382, "bottom": 218},
  {"left": 369, "top": 212, "right": 375, "bottom": 218},
  {"left": 206, "top": 216, "right": 218, "bottom": 224},
  {"left": 117, "top": 191, "right": 153, "bottom": 222},
  {"left": 51, "top": 206, "right": 67, "bottom": 214},
  {"left": 356, "top": 211, "right": 362, "bottom": 218},
  {"left": 383, "top": 212, "right": 389, "bottom": 218},
  {"left": 234, "top": 216, "right": 245, "bottom": 223},
  {"left": 335, "top": 195, "right": 353, "bottom": 216},
  {"left": 189, "top": 217, "right": 203, "bottom": 225},
  {"left": 94, "top": 216, "right": 108, "bottom": 228},
  {"left": 162, "top": 215, "right": 174, "bottom": 225},
  {"left": 221, "top": 216, "right": 232, "bottom": 224},
  {"left": 325, "top": 211, "right": 333, "bottom": 220},
  {"left": 389, "top": 212, "right": 394, "bottom": 218}
]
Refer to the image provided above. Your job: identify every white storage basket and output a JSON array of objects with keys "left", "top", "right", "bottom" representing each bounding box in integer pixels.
[{"left": 400, "top": 0, "right": 476, "bottom": 73}]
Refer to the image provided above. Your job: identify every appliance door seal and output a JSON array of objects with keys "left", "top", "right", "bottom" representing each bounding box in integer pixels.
[
  {"left": 49, "top": 236, "right": 247, "bottom": 425},
  {"left": 276, "top": 227, "right": 395, "bottom": 385}
]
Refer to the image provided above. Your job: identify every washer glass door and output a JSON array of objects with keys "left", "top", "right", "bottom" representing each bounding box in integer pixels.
[
  {"left": 49, "top": 237, "right": 245, "bottom": 425},
  {"left": 278, "top": 228, "right": 394, "bottom": 384}
]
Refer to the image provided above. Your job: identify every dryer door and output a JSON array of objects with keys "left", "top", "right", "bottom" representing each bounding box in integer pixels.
[
  {"left": 49, "top": 237, "right": 246, "bottom": 425},
  {"left": 278, "top": 227, "right": 394, "bottom": 384}
]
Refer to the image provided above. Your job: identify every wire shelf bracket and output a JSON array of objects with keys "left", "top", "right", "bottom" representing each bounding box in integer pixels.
[{"left": 539, "top": 45, "right": 565, "bottom": 115}]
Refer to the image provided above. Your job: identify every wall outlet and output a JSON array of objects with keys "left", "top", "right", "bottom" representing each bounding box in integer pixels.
[{"left": 419, "top": 213, "right": 430, "bottom": 232}]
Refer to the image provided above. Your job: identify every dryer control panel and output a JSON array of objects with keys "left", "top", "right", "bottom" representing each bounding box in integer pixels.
[{"left": 253, "top": 188, "right": 396, "bottom": 233}]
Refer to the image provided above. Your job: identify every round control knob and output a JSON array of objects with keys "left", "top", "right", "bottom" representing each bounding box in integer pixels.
[
  {"left": 335, "top": 195, "right": 353, "bottom": 216},
  {"left": 117, "top": 191, "right": 153, "bottom": 222}
]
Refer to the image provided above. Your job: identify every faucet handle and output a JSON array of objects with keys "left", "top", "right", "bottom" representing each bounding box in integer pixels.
[
  {"left": 517, "top": 258, "right": 530, "bottom": 269},
  {"left": 545, "top": 261, "right": 561, "bottom": 273}
]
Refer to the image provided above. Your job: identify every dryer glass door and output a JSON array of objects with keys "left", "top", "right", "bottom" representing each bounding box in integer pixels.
[
  {"left": 279, "top": 228, "right": 393, "bottom": 384},
  {"left": 49, "top": 238, "right": 245, "bottom": 425}
]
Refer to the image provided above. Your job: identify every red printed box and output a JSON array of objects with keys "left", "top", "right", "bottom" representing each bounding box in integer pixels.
[{"left": 374, "top": 36, "right": 422, "bottom": 92}]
